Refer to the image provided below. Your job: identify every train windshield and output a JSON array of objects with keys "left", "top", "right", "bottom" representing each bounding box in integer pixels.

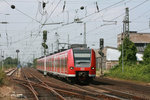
[{"left": 73, "top": 49, "right": 91, "bottom": 67}]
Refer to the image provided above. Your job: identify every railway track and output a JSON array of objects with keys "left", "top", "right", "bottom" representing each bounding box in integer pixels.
[
  {"left": 5, "top": 68, "right": 17, "bottom": 76},
  {"left": 23, "top": 68, "right": 126, "bottom": 99},
  {"left": 9, "top": 68, "right": 149, "bottom": 100},
  {"left": 19, "top": 68, "right": 123, "bottom": 100},
  {"left": 14, "top": 68, "right": 65, "bottom": 100},
  {"left": 74, "top": 84, "right": 147, "bottom": 100},
  {"left": 12, "top": 68, "right": 98, "bottom": 100}
]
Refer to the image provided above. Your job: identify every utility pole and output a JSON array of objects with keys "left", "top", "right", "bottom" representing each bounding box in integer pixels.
[
  {"left": 122, "top": 7, "right": 130, "bottom": 72},
  {"left": 16, "top": 50, "right": 20, "bottom": 67},
  {"left": 123, "top": 7, "right": 130, "bottom": 38},
  {"left": 84, "top": 23, "right": 86, "bottom": 44},
  {"left": 68, "top": 34, "right": 69, "bottom": 48},
  {"left": 55, "top": 32, "right": 59, "bottom": 51},
  {"left": 1, "top": 50, "right": 4, "bottom": 70},
  {"left": 51, "top": 43, "right": 53, "bottom": 53},
  {"left": 149, "top": 18, "right": 150, "bottom": 28},
  {"left": 42, "top": 30, "right": 48, "bottom": 76},
  {"left": 33, "top": 54, "right": 35, "bottom": 63}
]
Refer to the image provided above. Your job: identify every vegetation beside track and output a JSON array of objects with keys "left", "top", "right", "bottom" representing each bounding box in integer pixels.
[
  {"left": 0, "top": 68, "right": 6, "bottom": 85},
  {"left": 0, "top": 57, "right": 17, "bottom": 85},
  {"left": 105, "top": 64, "right": 150, "bottom": 82},
  {"left": 105, "top": 38, "right": 150, "bottom": 83}
]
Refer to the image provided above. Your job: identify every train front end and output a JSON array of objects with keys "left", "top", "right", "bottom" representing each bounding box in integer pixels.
[{"left": 68, "top": 48, "right": 96, "bottom": 83}]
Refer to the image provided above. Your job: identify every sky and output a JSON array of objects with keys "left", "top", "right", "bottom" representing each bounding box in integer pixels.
[{"left": 0, "top": 0, "right": 150, "bottom": 64}]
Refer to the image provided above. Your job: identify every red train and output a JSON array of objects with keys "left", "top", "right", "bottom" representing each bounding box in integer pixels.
[{"left": 36, "top": 48, "right": 96, "bottom": 83}]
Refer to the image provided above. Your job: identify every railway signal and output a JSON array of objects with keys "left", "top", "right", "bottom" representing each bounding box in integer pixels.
[
  {"left": 100, "top": 38, "right": 104, "bottom": 50},
  {"left": 43, "top": 30, "right": 47, "bottom": 42},
  {"left": 42, "top": 30, "right": 48, "bottom": 54}
]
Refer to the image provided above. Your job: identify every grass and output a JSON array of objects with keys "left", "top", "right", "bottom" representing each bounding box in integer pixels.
[{"left": 105, "top": 64, "right": 150, "bottom": 83}]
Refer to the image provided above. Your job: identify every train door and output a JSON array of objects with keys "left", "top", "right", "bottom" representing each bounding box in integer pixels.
[{"left": 54, "top": 56, "right": 56, "bottom": 73}]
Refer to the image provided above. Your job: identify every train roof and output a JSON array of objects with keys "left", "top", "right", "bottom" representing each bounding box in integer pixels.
[
  {"left": 72, "top": 48, "right": 91, "bottom": 50},
  {"left": 37, "top": 47, "right": 93, "bottom": 60}
]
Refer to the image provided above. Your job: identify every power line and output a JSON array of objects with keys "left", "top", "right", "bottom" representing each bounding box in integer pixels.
[
  {"left": 83, "top": 0, "right": 149, "bottom": 37},
  {"left": 3, "top": 0, "right": 42, "bottom": 24},
  {"left": 41, "top": 0, "right": 62, "bottom": 28},
  {"left": 111, "top": 0, "right": 149, "bottom": 21},
  {"left": 45, "top": 0, "right": 130, "bottom": 33}
]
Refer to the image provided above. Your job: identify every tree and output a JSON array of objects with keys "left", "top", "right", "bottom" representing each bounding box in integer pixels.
[
  {"left": 119, "top": 37, "right": 137, "bottom": 65},
  {"left": 27, "top": 63, "right": 32, "bottom": 67},
  {"left": 33, "top": 58, "right": 37, "bottom": 68},
  {"left": 143, "top": 44, "right": 150, "bottom": 64},
  {"left": 3, "top": 57, "right": 18, "bottom": 68}
]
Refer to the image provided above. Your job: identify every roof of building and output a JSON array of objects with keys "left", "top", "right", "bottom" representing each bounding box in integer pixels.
[
  {"left": 129, "top": 33, "right": 150, "bottom": 43},
  {"left": 118, "top": 32, "right": 150, "bottom": 43}
]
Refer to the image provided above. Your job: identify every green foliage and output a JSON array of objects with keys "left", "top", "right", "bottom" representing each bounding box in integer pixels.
[
  {"left": 0, "top": 69, "right": 6, "bottom": 85},
  {"left": 27, "top": 63, "right": 32, "bottom": 67},
  {"left": 33, "top": 58, "right": 37, "bottom": 68},
  {"left": 4, "top": 57, "right": 17, "bottom": 65},
  {"left": 119, "top": 37, "right": 137, "bottom": 65},
  {"left": 143, "top": 44, "right": 150, "bottom": 64},
  {"left": 3, "top": 57, "right": 17, "bottom": 69},
  {"left": 106, "top": 64, "right": 150, "bottom": 82}
]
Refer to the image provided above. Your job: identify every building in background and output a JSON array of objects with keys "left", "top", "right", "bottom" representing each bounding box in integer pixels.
[
  {"left": 117, "top": 31, "right": 150, "bottom": 53},
  {"left": 95, "top": 46, "right": 143, "bottom": 70}
]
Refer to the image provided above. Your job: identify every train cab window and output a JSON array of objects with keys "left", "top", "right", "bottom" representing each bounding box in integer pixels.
[{"left": 73, "top": 49, "right": 91, "bottom": 67}]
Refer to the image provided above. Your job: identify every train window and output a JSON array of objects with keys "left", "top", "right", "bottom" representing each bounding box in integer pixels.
[{"left": 73, "top": 49, "right": 91, "bottom": 67}]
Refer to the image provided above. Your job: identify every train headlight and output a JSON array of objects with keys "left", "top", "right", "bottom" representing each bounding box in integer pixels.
[
  {"left": 91, "top": 67, "right": 95, "bottom": 70},
  {"left": 70, "top": 67, "right": 74, "bottom": 70}
]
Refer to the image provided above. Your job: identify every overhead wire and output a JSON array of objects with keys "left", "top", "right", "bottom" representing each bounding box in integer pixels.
[
  {"left": 47, "top": 0, "right": 129, "bottom": 32},
  {"left": 83, "top": 0, "right": 149, "bottom": 37},
  {"left": 13, "top": 0, "right": 56, "bottom": 62},
  {"left": 2, "top": 0, "right": 150, "bottom": 62},
  {"left": 41, "top": 0, "right": 62, "bottom": 28},
  {"left": 70, "top": 0, "right": 150, "bottom": 46},
  {"left": 3, "top": 0, "right": 44, "bottom": 62},
  {"left": 110, "top": 0, "right": 149, "bottom": 21},
  {"left": 38, "top": 0, "right": 128, "bottom": 35},
  {"left": 3, "top": 0, "right": 42, "bottom": 24}
]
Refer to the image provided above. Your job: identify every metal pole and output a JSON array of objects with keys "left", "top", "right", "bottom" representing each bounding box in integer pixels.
[
  {"left": 43, "top": 47, "right": 47, "bottom": 75},
  {"left": 51, "top": 43, "right": 53, "bottom": 53},
  {"left": 17, "top": 52, "right": 18, "bottom": 64},
  {"left": 1, "top": 51, "right": 4, "bottom": 70},
  {"left": 101, "top": 56, "right": 103, "bottom": 75},
  {"left": 16, "top": 50, "right": 20, "bottom": 67},
  {"left": 149, "top": 18, "right": 150, "bottom": 28},
  {"left": 122, "top": 35, "right": 124, "bottom": 72},
  {"left": 84, "top": 23, "right": 86, "bottom": 44},
  {"left": 1, "top": 50, "right": 3, "bottom": 67},
  {"left": 122, "top": 19, "right": 125, "bottom": 72},
  {"left": 68, "top": 34, "right": 69, "bottom": 48}
]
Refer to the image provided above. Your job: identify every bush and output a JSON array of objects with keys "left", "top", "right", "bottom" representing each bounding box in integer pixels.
[
  {"left": 107, "top": 64, "right": 150, "bottom": 82},
  {"left": 0, "top": 69, "right": 6, "bottom": 86},
  {"left": 143, "top": 44, "right": 150, "bottom": 64},
  {"left": 119, "top": 37, "right": 137, "bottom": 65}
]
